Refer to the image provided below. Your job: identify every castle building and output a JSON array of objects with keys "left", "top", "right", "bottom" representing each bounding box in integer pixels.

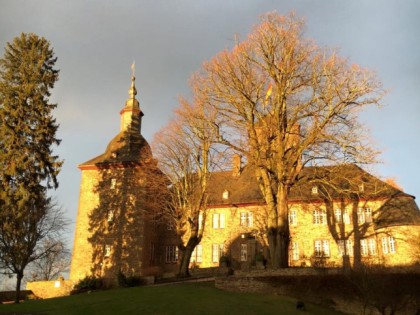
[
  {"left": 69, "top": 74, "right": 164, "bottom": 282},
  {"left": 192, "top": 161, "right": 420, "bottom": 269},
  {"left": 70, "top": 74, "right": 420, "bottom": 283}
]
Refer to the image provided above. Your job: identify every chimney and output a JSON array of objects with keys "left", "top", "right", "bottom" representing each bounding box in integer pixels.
[{"left": 232, "top": 154, "right": 242, "bottom": 177}]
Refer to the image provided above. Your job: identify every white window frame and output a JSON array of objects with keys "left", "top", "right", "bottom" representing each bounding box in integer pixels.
[
  {"left": 212, "top": 244, "right": 224, "bottom": 263},
  {"left": 311, "top": 186, "right": 318, "bottom": 195},
  {"left": 338, "top": 239, "right": 353, "bottom": 257},
  {"left": 382, "top": 236, "right": 396, "bottom": 254},
  {"left": 240, "top": 212, "right": 253, "bottom": 227},
  {"left": 240, "top": 244, "right": 247, "bottom": 262},
  {"left": 198, "top": 213, "right": 203, "bottom": 230},
  {"left": 361, "top": 238, "right": 377, "bottom": 256},
  {"left": 313, "top": 209, "right": 327, "bottom": 225},
  {"left": 358, "top": 208, "right": 372, "bottom": 224},
  {"left": 289, "top": 209, "right": 297, "bottom": 226},
  {"left": 165, "top": 245, "right": 178, "bottom": 263},
  {"left": 334, "top": 209, "right": 350, "bottom": 224},
  {"left": 343, "top": 209, "right": 350, "bottom": 224},
  {"left": 314, "top": 240, "right": 330, "bottom": 257},
  {"left": 212, "top": 213, "right": 225, "bottom": 229},
  {"left": 191, "top": 244, "right": 203, "bottom": 263},
  {"left": 368, "top": 238, "right": 377, "bottom": 255}
]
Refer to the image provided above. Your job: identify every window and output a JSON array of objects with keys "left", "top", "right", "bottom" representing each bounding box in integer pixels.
[
  {"left": 165, "top": 245, "right": 178, "bottom": 263},
  {"left": 240, "top": 212, "right": 253, "bottom": 227},
  {"left": 359, "top": 183, "right": 365, "bottom": 192},
  {"left": 213, "top": 213, "right": 225, "bottom": 229},
  {"left": 212, "top": 244, "right": 224, "bottom": 263},
  {"left": 358, "top": 208, "right": 372, "bottom": 224},
  {"left": 191, "top": 244, "right": 203, "bottom": 263},
  {"left": 314, "top": 240, "right": 330, "bottom": 257},
  {"left": 240, "top": 244, "right": 247, "bottom": 262},
  {"left": 338, "top": 239, "right": 353, "bottom": 257},
  {"left": 198, "top": 213, "right": 203, "bottom": 230},
  {"left": 289, "top": 209, "right": 297, "bottom": 225},
  {"left": 334, "top": 209, "right": 350, "bottom": 224},
  {"left": 107, "top": 210, "right": 114, "bottom": 222},
  {"left": 222, "top": 190, "right": 229, "bottom": 200},
  {"left": 382, "top": 236, "right": 396, "bottom": 254},
  {"left": 313, "top": 209, "right": 327, "bottom": 225},
  {"left": 291, "top": 241, "right": 299, "bottom": 261},
  {"left": 104, "top": 245, "right": 111, "bottom": 258},
  {"left": 361, "top": 238, "right": 377, "bottom": 256},
  {"left": 311, "top": 186, "right": 318, "bottom": 195},
  {"left": 110, "top": 178, "right": 116, "bottom": 189}
]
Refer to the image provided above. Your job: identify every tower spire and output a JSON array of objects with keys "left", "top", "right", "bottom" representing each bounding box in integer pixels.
[
  {"left": 120, "top": 62, "right": 143, "bottom": 132},
  {"left": 128, "top": 61, "right": 137, "bottom": 100}
]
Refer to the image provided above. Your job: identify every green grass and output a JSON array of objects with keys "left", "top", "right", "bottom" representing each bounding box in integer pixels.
[{"left": 0, "top": 281, "right": 344, "bottom": 315}]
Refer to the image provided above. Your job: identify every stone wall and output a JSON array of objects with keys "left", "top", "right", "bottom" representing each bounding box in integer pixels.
[{"left": 26, "top": 279, "right": 74, "bottom": 299}]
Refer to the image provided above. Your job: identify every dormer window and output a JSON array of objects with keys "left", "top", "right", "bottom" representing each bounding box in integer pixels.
[
  {"left": 359, "top": 183, "right": 364, "bottom": 192},
  {"left": 222, "top": 190, "right": 229, "bottom": 200},
  {"left": 311, "top": 186, "right": 318, "bottom": 195}
]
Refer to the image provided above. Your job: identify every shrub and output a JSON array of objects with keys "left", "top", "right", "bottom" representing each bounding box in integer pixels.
[
  {"left": 117, "top": 270, "right": 145, "bottom": 288},
  {"left": 72, "top": 275, "right": 104, "bottom": 294}
]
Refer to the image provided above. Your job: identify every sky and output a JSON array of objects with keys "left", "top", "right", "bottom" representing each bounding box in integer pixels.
[{"left": 1, "top": 0, "right": 419, "bottom": 250}]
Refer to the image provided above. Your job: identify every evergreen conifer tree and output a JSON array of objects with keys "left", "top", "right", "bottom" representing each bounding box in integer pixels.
[{"left": 0, "top": 33, "right": 63, "bottom": 303}]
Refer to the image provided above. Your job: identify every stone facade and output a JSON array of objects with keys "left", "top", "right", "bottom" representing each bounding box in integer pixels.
[
  {"left": 192, "top": 164, "right": 420, "bottom": 270},
  {"left": 70, "top": 74, "right": 165, "bottom": 283}
]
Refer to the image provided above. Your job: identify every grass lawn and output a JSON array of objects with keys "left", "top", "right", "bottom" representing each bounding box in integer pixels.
[{"left": 0, "top": 281, "right": 345, "bottom": 315}]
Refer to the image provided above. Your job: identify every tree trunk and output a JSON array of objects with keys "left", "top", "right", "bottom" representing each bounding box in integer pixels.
[
  {"left": 15, "top": 272, "right": 23, "bottom": 304},
  {"left": 178, "top": 237, "right": 199, "bottom": 278},
  {"left": 268, "top": 184, "right": 290, "bottom": 269}
]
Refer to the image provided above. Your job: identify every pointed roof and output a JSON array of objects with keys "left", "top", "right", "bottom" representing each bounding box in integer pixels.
[{"left": 79, "top": 69, "right": 151, "bottom": 169}]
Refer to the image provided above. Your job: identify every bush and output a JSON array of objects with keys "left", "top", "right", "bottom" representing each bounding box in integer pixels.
[
  {"left": 72, "top": 275, "right": 105, "bottom": 294},
  {"left": 117, "top": 270, "right": 145, "bottom": 288}
]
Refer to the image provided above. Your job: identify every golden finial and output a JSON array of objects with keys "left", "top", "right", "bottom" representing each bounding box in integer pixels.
[
  {"left": 129, "top": 61, "right": 137, "bottom": 98},
  {"left": 131, "top": 61, "right": 135, "bottom": 79}
]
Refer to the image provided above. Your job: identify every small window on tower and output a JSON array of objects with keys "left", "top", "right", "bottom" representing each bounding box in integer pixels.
[
  {"left": 104, "top": 245, "right": 111, "bottom": 258},
  {"left": 107, "top": 210, "right": 114, "bottom": 222}
]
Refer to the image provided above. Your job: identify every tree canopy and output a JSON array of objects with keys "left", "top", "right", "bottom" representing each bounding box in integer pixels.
[
  {"left": 185, "top": 12, "right": 384, "bottom": 268},
  {"left": 0, "top": 33, "right": 64, "bottom": 302}
]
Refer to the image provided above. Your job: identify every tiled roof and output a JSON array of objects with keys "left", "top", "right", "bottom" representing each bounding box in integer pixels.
[{"left": 206, "top": 163, "right": 413, "bottom": 206}]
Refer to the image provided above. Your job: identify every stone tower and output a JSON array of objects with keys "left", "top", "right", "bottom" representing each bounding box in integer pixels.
[{"left": 70, "top": 71, "right": 160, "bottom": 282}]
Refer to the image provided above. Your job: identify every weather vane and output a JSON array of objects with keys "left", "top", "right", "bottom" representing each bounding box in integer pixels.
[{"left": 131, "top": 61, "right": 135, "bottom": 78}]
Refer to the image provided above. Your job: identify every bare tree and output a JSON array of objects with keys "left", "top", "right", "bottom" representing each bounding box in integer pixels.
[
  {"left": 28, "top": 240, "right": 70, "bottom": 281},
  {"left": 0, "top": 199, "right": 69, "bottom": 302},
  {"left": 150, "top": 98, "right": 221, "bottom": 277},
  {"left": 189, "top": 12, "right": 384, "bottom": 268}
]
